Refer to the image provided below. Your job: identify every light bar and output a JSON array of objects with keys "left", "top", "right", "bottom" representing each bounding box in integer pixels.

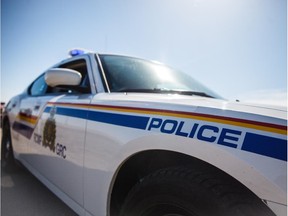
[{"left": 69, "top": 49, "right": 85, "bottom": 57}]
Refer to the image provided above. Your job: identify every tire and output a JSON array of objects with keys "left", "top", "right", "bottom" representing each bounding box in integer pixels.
[
  {"left": 120, "top": 167, "right": 275, "bottom": 216},
  {"left": 1, "top": 121, "right": 17, "bottom": 172}
]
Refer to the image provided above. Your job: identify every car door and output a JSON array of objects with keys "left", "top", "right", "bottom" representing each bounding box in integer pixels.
[
  {"left": 11, "top": 74, "right": 54, "bottom": 162},
  {"left": 27, "top": 57, "right": 93, "bottom": 209}
]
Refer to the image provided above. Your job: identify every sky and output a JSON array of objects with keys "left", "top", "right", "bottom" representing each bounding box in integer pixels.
[{"left": 1, "top": 0, "right": 287, "bottom": 106}]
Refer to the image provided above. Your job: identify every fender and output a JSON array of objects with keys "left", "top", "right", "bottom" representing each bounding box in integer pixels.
[{"left": 110, "top": 134, "right": 286, "bottom": 205}]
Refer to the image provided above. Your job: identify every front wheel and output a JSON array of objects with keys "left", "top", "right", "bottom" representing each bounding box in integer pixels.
[
  {"left": 1, "top": 121, "right": 17, "bottom": 171},
  {"left": 120, "top": 167, "right": 275, "bottom": 216}
]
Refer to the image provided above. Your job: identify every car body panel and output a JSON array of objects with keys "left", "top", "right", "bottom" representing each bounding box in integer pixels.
[{"left": 3, "top": 51, "right": 287, "bottom": 216}]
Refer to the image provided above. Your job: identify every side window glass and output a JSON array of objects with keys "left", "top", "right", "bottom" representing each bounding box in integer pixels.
[{"left": 29, "top": 74, "right": 47, "bottom": 96}]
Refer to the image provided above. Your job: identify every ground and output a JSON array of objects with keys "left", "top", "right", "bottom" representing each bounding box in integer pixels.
[{"left": 1, "top": 129, "right": 77, "bottom": 216}]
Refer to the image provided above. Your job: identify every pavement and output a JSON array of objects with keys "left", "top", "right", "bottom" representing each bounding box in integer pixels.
[{"left": 1, "top": 129, "right": 78, "bottom": 216}]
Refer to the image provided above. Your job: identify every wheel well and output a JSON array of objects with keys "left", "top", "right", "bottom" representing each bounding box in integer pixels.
[{"left": 109, "top": 150, "right": 257, "bottom": 216}]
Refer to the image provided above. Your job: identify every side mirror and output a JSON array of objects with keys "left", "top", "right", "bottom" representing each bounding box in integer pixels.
[{"left": 45, "top": 68, "right": 82, "bottom": 87}]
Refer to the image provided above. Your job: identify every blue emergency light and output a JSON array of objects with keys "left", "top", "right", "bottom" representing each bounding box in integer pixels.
[{"left": 69, "top": 49, "right": 85, "bottom": 57}]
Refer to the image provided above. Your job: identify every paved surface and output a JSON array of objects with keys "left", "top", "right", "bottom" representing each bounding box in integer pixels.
[{"left": 1, "top": 129, "right": 78, "bottom": 216}]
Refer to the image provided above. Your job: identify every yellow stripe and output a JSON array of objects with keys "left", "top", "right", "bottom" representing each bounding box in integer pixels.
[{"left": 17, "top": 115, "right": 38, "bottom": 125}]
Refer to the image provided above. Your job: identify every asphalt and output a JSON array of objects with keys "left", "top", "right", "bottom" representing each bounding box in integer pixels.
[{"left": 1, "top": 129, "right": 78, "bottom": 216}]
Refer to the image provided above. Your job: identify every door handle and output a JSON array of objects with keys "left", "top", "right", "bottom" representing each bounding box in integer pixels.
[{"left": 34, "top": 105, "right": 40, "bottom": 110}]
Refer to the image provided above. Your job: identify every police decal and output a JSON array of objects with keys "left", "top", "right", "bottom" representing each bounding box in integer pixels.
[
  {"left": 56, "top": 143, "right": 66, "bottom": 159},
  {"left": 33, "top": 106, "right": 67, "bottom": 159},
  {"left": 147, "top": 117, "right": 245, "bottom": 149},
  {"left": 42, "top": 106, "right": 57, "bottom": 152}
]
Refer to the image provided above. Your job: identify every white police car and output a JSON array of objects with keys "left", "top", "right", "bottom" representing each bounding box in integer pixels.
[{"left": 2, "top": 49, "right": 287, "bottom": 216}]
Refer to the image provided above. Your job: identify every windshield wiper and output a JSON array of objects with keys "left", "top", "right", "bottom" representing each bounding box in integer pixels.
[{"left": 117, "top": 88, "right": 214, "bottom": 98}]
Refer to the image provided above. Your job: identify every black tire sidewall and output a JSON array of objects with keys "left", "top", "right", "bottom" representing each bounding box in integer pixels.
[
  {"left": 1, "top": 122, "right": 16, "bottom": 171},
  {"left": 120, "top": 169, "right": 224, "bottom": 216},
  {"left": 120, "top": 167, "right": 275, "bottom": 216}
]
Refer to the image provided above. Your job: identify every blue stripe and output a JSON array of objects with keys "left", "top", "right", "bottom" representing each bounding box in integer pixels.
[
  {"left": 56, "top": 107, "right": 88, "bottom": 119},
  {"left": 87, "top": 110, "right": 149, "bottom": 129},
  {"left": 45, "top": 106, "right": 149, "bottom": 130},
  {"left": 242, "top": 133, "right": 287, "bottom": 161},
  {"left": 44, "top": 106, "right": 51, "bottom": 113},
  {"left": 44, "top": 107, "right": 88, "bottom": 119}
]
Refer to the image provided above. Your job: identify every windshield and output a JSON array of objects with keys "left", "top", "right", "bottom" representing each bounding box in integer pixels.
[{"left": 99, "top": 55, "right": 222, "bottom": 99}]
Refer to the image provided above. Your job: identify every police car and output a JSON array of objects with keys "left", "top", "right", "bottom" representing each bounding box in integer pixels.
[{"left": 1, "top": 49, "right": 287, "bottom": 216}]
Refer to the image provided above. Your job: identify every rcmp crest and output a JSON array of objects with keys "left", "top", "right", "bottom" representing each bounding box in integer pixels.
[{"left": 42, "top": 106, "right": 57, "bottom": 152}]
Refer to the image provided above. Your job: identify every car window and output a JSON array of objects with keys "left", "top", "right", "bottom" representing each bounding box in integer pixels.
[
  {"left": 29, "top": 74, "right": 48, "bottom": 96},
  {"left": 99, "top": 55, "right": 222, "bottom": 98}
]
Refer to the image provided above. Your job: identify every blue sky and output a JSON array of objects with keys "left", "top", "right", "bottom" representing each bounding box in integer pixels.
[{"left": 1, "top": 0, "right": 287, "bottom": 106}]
